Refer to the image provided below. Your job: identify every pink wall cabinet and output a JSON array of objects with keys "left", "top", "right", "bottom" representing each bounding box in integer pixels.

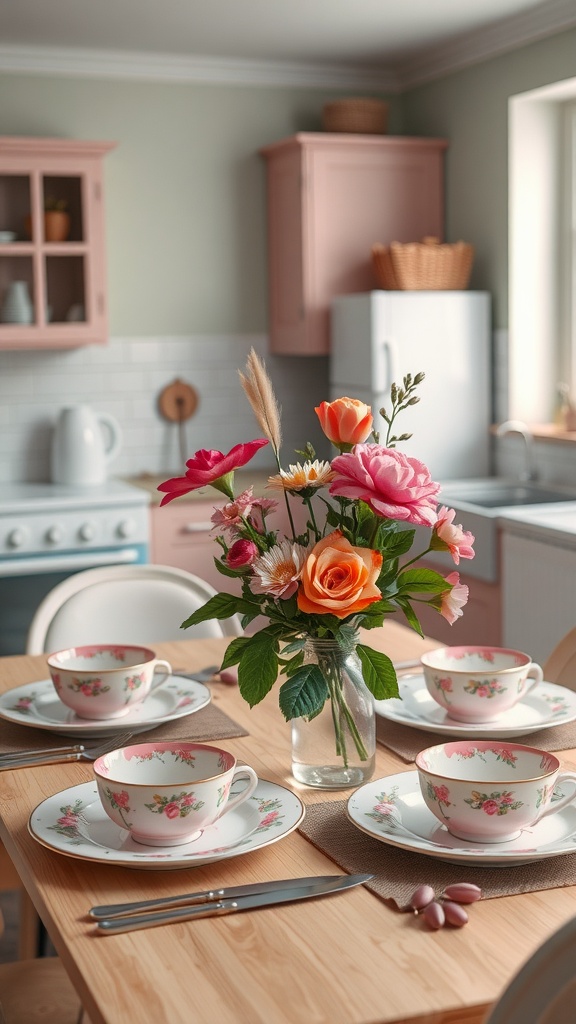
[
  {"left": 0, "top": 137, "right": 116, "bottom": 350},
  {"left": 260, "top": 133, "right": 448, "bottom": 356}
]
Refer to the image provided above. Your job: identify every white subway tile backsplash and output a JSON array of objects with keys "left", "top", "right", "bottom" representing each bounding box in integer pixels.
[{"left": 0, "top": 334, "right": 330, "bottom": 483}]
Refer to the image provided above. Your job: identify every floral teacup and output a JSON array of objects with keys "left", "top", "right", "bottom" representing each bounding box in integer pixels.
[
  {"left": 47, "top": 644, "right": 172, "bottom": 720},
  {"left": 420, "top": 645, "right": 543, "bottom": 722},
  {"left": 416, "top": 740, "right": 576, "bottom": 843},
  {"left": 94, "top": 741, "right": 259, "bottom": 846}
]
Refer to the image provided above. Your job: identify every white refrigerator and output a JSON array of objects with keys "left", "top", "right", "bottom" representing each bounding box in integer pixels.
[{"left": 330, "top": 291, "right": 492, "bottom": 481}]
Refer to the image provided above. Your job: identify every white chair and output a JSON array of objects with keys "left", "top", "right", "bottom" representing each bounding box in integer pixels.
[
  {"left": 484, "top": 914, "right": 576, "bottom": 1024},
  {"left": 26, "top": 563, "right": 242, "bottom": 654}
]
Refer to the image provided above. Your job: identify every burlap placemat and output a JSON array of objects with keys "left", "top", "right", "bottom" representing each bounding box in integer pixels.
[
  {"left": 298, "top": 798, "right": 576, "bottom": 910},
  {"left": 0, "top": 700, "right": 247, "bottom": 756},
  {"left": 376, "top": 714, "right": 576, "bottom": 763}
]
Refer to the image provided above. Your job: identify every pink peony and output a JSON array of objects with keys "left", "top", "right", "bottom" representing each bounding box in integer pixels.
[
  {"left": 158, "top": 439, "right": 268, "bottom": 505},
  {"left": 226, "top": 539, "right": 259, "bottom": 569},
  {"left": 330, "top": 444, "right": 440, "bottom": 527},
  {"left": 432, "top": 506, "right": 475, "bottom": 564},
  {"left": 440, "top": 572, "right": 469, "bottom": 624}
]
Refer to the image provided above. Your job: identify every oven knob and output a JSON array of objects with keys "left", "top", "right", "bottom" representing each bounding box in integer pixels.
[
  {"left": 78, "top": 522, "right": 96, "bottom": 542},
  {"left": 117, "top": 518, "right": 136, "bottom": 539},
  {"left": 45, "top": 525, "right": 63, "bottom": 545},
  {"left": 7, "top": 527, "right": 28, "bottom": 549}
]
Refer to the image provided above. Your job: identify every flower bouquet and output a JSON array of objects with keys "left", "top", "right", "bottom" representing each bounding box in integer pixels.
[{"left": 159, "top": 350, "right": 474, "bottom": 788}]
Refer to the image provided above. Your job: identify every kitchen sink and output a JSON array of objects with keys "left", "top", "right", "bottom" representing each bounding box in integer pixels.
[{"left": 438, "top": 478, "right": 576, "bottom": 510}]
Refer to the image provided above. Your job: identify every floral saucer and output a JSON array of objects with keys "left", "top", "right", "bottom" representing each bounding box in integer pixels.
[
  {"left": 375, "top": 674, "right": 576, "bottom": 739},
  {"left": 29, "top": 778, "right": 305, "bottom": 869},
  {"left": 347, "top": 771, "right": 576, "bottom": 866},
  {"left": 0, "top": 675, "right": 211, "bottom": 738}
]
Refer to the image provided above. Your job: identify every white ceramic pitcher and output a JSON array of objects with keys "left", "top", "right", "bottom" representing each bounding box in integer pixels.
[{"left": 51, "top": 405, "right": 122, "bottom": 486}]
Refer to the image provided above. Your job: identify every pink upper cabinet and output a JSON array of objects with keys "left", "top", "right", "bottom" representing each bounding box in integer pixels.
[
  {"left": 260, "top": 133, "right": 448, "bottom": 356},
  {"left": 0, "top": 137, "right": 116, "bottom": 350}
]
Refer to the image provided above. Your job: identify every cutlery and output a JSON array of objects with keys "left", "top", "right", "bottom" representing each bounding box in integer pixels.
[
  {"left": 93, "top": 873, "right": 372, "bottom": 934},
  {"left": 0, "top": 731, "right": 134, "bottom": 770},
  {"left": 174, "top": 665, "right": 219, "bottom": 682},
  {"left": 90, "top": 873, "right": 368, "bottom": 920}
]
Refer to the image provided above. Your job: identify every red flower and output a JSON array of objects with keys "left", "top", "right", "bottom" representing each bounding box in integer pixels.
[{"left": 158, "top": 439, "right": 268, "bottom": 505}]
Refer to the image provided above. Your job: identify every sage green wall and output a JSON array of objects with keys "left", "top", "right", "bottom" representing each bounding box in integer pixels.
[
  {"left": 0, "top": 74, "right": 398, "bottom": 336},
  {"left": 403, "top": 27, "right": 576, "bottom": 328}
]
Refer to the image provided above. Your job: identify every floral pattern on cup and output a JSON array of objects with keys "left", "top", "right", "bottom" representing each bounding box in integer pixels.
[
  {"left": 464, "top": 790, "right": 523, "bottom": 816},
  {"left": 463, "top": 678, "right": 506, "bottom": 699},
  {"left": 144, "top": 792, "right": 206, "bottom": 819},
  {"left": 366, "top": 787, "right": 401, "bottom": 825},
  {"left": 425, "top": 781, "right": 452, "bottom": 817},
  {"left": 67, "top": 677, "right": 111, "bottom": 697}
]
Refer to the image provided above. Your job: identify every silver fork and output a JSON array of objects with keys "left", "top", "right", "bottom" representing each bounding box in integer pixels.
[{"left": 0, "top": 731, "right": 134, "bottom": 770}]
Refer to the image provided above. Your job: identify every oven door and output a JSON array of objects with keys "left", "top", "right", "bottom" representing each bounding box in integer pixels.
[{"left": 0, "top": 543, "right": 148, "bottom": 656}]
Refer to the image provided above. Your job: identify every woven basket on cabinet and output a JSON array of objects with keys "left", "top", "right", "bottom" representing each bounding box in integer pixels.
[
  {"left": 372, "top": 236, "right": 474, "bottom": 290},
  {"left": 322, "top": 98, "right": 389, "bottom": 135}
]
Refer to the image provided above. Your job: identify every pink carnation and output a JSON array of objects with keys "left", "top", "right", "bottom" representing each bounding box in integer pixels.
[
  {"left": 440, "top": 571, "right": 469, "bottom": 624},
  {"left": 433, "top": 506, "right": 475, "bottom": 564},
  {"left": 329, "top": 444, "right": 439, "bottom": 527},
  {"left": 158, "top": 439, "right": 268, "bottom": 505}
]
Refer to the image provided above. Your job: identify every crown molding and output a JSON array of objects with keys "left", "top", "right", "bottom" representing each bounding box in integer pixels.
[
  {"left": 397, "top": 0, "right": 576, "bottom": 89},
  {"left": 0, "top": 1, "right": 573, "bottom": 94},
  {"left": 0, "top": 45, "right": 397, "bottom": 92}
]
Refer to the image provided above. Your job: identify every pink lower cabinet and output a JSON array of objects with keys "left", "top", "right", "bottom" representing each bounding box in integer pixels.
[
  {"left": 260, "top": 133, "right": 447, "bottom": 355},
  {"left": 150, "top": 500, "right": 237, "bottom": 595},
  {"left": 415, "top": 559, "right": 502, "bottom": 647}
]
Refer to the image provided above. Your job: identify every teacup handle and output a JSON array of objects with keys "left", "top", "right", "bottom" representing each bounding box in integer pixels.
[
  {"left": 220, "top": 766, "right": 259, "bottom": 818},
  {"left": 524, "top": 662, "right": 544, "bottom": 694},
  {"left": 149, "top": 660, "right": 173, "bottom": 693},
  {"left": 538, "top": 770, "right": 576, "bottom": 821}
]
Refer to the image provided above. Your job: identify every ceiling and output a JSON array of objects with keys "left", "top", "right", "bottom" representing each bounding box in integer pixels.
[{"left": 1, "top": 0, "right": 575, "bottom": 90}]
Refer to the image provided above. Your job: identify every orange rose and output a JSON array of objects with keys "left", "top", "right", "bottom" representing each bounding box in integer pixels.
[
  {"left": 297, "top": 530, "right": 382, "bottom": 618},
  {"left": 315, "top": 397, "right": 373, "bottom": 449}
]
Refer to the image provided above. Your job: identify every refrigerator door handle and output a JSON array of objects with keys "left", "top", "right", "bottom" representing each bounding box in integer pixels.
[{"left": 379, "top": 337, "right": 398, "bottom": 393}]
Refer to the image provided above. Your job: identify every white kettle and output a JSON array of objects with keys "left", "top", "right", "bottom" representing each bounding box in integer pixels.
[{"left": 51, "top": 405, "right": 122, "bottom": 486}]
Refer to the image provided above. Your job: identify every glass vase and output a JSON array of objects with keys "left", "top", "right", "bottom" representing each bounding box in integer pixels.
[{"left": 291, "top": 633, "right": 375, "bottom": 790}]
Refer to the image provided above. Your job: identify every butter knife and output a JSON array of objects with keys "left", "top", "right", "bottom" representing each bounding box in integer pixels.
[
  {"left": 94, "top": 874, "right": 372, "bottom": 934},
  {"left": 90, "top": 873, "right": 364, "bottom": 920}
]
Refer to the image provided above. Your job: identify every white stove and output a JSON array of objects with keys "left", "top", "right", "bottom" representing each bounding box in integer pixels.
[{"left": 0, "top": 479, "right": 150, "bottom": 655}]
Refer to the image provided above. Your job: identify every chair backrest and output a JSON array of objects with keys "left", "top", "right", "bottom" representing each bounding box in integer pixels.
[
  {"left": 26, "top": 564, "right": 242, "bottom": 655},
  {"left": 484, "top": 914, "right": 576, "bottom": 1024},
  {"left": 543, "top": 626, "right": 576, "bottom": 689}
]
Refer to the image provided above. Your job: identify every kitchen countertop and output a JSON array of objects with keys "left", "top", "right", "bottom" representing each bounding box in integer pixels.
[{"left": 497, "top": 502, "right": 576, "bottom": 547}]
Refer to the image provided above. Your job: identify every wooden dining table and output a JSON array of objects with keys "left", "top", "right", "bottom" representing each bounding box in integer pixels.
[{"left": 1, "top": 620, "right": 576, "bottom": 1024}]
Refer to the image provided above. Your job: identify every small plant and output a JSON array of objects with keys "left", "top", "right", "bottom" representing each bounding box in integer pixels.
[{"left": 44, "top": 196, "right": 68, "bottom": 212}]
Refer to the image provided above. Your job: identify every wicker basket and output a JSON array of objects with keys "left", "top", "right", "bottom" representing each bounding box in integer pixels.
[
  {"left": 372, "top": 236, "right": 474, "bottom": 290},
  {"left": 322, "top": 98, "right": 389, "bottom": 135}
]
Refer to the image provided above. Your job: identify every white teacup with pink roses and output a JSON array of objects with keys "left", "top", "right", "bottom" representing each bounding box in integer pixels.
[
  {"left": 416, "top": 739, "right": 576, "bottom": 843},
  {"left": 47, "top": 644, "right": 173, "bottom": 720},
  {"left": 420, "top": 645, "right": 543, "bottom": 723},
  {"left": 94, "top": 741, "right": 259, "bottom": 846}
]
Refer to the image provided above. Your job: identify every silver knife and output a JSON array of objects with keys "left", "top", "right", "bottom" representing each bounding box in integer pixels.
[
  {"left": 94, "top": 874, "right": 372, "bottom": 935},
  {"left": 90, "top": 873, "right": 368, "bottom": 920}
]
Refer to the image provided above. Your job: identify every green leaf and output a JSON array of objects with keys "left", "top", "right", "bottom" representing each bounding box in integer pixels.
[
  {"left": 214, "top": 558, "right": 243, "bottom": 579},
  {"left": 356, "top": 644, "right": 399, "bottom": 700},
  {"left": 278, "top": 665, "right": 329, "bottom": 721},
  {"left": 395, "top": 597, "right": 424, "bottom": 636},
  {"left": 283, "top": 650, "right": 305, "bottom": 675},
  {"left": 181, "top": 593, "right": 258, "bottom": 629},
  {"left": 220, "top": 635, "right": 252, "bottom": 669},
  {"left": 237, "top": 632, "right": 280, "bottom": 707},
  {"left": 396, "top": 567, "right": 449, "bottom": 595}
]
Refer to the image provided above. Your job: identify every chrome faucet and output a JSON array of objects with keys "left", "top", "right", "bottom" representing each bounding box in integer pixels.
[{"left": 495, "top": 419, "right": 538, "bottom": 482}]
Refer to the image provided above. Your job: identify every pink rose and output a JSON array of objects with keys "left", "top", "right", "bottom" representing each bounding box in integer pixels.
[
  {"left": 440, "top": 572, "right": 469, "bottom": 624},
  {"left": 439, "top": 678, "right": 452, "bottom": 692},
  {"left": 432, "top": 506, "right": 475, "bottom": 564},
  {"left": 434, "top": 785, "right": 450, "bottom": 803},
  {"left": 477, "top": 685, "right": 490, "bottom": 697},
  {"left": 112, "top": 790, "right": 130, "bottom": 808},
  {"left": 158, "top": 439, "right": 268, "bottom": 505},
  {"left": 226, "top": 539, "right": 259, "bottom": 569},
  {"left": 482, "top": 800, "right": 500, "bottom": 815},
  {"left": 330, "top": 444, "right": 440, "bottom": 527},
  {"left": 164, "top": 803, "right": 181, "bottom": 819}
]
